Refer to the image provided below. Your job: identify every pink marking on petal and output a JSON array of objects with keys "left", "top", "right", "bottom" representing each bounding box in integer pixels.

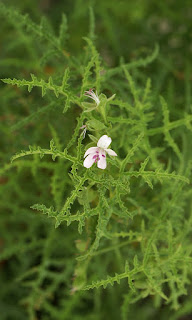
[
  {"left": 95, "top": 156, "right": 100, "bottom": 163},
  {"left": 84, "top": 147, "right": 99, "bottom": 158},
  {"left": 97, "top": 155, "right": 107, "bottom": 169},
  {"left": 102, "top": 154, "right": 105, "bottom": 157},
  {"left": 83, "top": 153, "right": 95, "bottom": 168},
  {"left": 92, "top": 154, "right": 100, "bottom": 163}
]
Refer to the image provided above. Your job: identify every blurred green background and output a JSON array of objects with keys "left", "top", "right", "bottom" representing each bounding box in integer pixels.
[{"left": 0, "top": 0, "right": 192, "bottom": 319}]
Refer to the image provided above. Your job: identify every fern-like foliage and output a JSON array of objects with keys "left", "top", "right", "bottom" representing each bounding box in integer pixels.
[
  {"left": 2, "top": 70, "right": 73, "bottom": 99},
  {"left": 1, "top": 2, "right": 192, "bottom": 320},
  {"left": 0, "top": 3, "right": 69, "bottom": 56}
]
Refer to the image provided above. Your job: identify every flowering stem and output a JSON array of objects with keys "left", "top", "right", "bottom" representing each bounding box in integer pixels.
[{"left": 98, "top": 102, "right": 108, "bottom": 125}]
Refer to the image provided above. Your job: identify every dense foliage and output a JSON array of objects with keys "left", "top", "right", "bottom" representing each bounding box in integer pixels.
[{"left": 0, "top": 1, "right": 192, "bottom": 319}]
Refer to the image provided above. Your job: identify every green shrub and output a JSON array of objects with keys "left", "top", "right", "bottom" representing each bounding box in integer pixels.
[{"left": 0, "top": 1, "right": 191, "bottom": 319}]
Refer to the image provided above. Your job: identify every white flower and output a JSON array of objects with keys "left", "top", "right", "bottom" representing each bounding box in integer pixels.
[
  {"left": 83, "top": 135, "right": 117, "bottom": 170},
  {"left": 80, "top": 124, "right": 87, "bottom": 139},
  {"left": 84, "top": 89, "right": 100, "bottom": 106}
]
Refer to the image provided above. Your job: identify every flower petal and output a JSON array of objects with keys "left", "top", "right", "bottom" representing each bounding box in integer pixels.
[
  {"left": 97, "top": 151, "right": 107, "bottom": 169},
  {"left": 84, "top": 90, "right": 100, "bottom": 105},
  {"left": 105, "top": 148, "right": 117, "bottom": 156},
  {"left": 84, "top": 147, "right": 99, "bottom": 158},
  {"left": 97, "top": 135, "right": 112, "bottom": 149},
  {"left": 83, "top": 154, "right": 95, "bottom": 168}
]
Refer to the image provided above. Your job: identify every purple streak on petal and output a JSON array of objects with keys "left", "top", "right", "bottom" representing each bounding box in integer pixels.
[
  {"left": 92, "top": 154, "right": 100, "bottom": 163},
  {"left": 83, "top": 154, "right": 95, "bottom": 168},
  {"left": 84, "top": 147, "right": 99, "bottom": 158}
]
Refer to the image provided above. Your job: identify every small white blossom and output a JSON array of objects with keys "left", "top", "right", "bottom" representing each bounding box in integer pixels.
[
  {"left": 80, "top": 124, "right": 87, "bottom": 139},
  {"left": 83, "top": 135, "right": 117, "bottom": 170},
  {"left": 84, "top": 89, "right": 100, "bottom": 106}
]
